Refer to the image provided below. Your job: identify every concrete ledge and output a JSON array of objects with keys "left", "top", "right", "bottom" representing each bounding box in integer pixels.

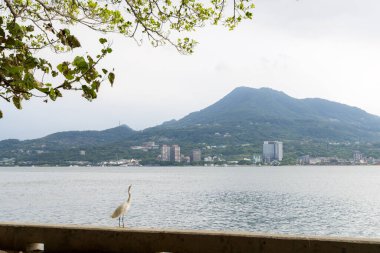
[{"left": 1, "top": 222, "right": 380, "bottom": 253}]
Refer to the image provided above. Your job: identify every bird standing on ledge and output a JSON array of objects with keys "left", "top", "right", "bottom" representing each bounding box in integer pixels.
[{"left": 111, "top": 184, "right": 132, "bottom": 227}]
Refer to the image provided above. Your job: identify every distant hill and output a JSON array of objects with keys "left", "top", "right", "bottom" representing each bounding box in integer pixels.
[
  {"left": 0, "top": 125, "right": 136, "bottom": 154},
  {"left": 40, "top": 124, "right": 136, "bottom": 147},
  {"left": 2, "top": 86, "right": 380, "bottom": 165},
  {"left": 146, "top": 87, "right": 380, "bottom": 143}
]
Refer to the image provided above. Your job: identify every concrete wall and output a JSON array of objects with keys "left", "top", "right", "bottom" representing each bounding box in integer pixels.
[{"left": 1, "top": 223, "right": 380, "bottom": 253}]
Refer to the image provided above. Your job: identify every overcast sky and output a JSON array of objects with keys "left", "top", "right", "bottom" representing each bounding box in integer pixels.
[{"left": 1, "top": 0, "right": 380, "bottom": 140}]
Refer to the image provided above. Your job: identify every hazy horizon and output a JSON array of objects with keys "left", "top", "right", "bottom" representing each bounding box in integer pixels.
[{"left": 2, "top": 0, "right": 380, "bottom": 140}]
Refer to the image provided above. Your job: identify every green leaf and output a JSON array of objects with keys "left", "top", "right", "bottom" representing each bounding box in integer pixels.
[
  {"left": 67, "top": 35, "right": 81, "bottom": 48},
  {"left": 65, "top": 72, "right": 75, "bottom": 80},
  {"left": 57, "top": 29, "right": 81, "bottom": 48},
  {"left": 62, "top": 81, "right": 72, "bottom": 90},
  {"left": 57, "top": 62, "right": 69, "bottom": 73},
  {"left": 108, "top": 72, "right": 115, "bottom": 86},
  {"left": 73, "top": 56, "right": 88, "bottom": 70},
  {"left": 99, "top": 38, "right": 107, "bottom": 44},
  {"left": 55, "top": 89, "right": 62, "bottom": 98},
  {"left": 36, "top": 87, "right": 50, "bottom": 94},
  {"left": 57, "top": 64, "right": 63, "bottom": 72},
  {"left": 49, "top": 89, "right": 57, "bottom": 101},
  {"left": 82, "top": 85, "right": 97, "bottom": 99},
  {"left": 12, "top": 97, "right": 22, "bottom": 110},
  {"left": 91, "top": 80, "right": 100, "bottom": 91},
  {"left": 7, "top": 22, "right": 23, "bottom": 37}
]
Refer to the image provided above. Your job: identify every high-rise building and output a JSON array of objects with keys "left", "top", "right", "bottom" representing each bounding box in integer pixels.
[
  {"left": 191, "top": 149, "right": 202, "bottom": 162},
  {"left": 171, "top": 145, "right": 181, "bottom": 162},
  {"left": 161, "top": 145, "right": 171, "bottom": 161},
  {"left": 263, "top": 141, "right": 283, "bottom": 163}
]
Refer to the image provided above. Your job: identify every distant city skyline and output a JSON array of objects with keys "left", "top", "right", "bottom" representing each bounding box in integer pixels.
[{"left": 2, "top": 0, "right": 380, "bottom": 140}]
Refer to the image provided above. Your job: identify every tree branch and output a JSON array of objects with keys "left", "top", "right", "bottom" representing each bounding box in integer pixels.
[{"left": 4, "top": 0, "right": 18, "bottom": 20}]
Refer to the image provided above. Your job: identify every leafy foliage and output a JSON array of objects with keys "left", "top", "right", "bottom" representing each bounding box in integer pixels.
[{"left": 0, "top": 0, "right": 255, "bottom": 118}]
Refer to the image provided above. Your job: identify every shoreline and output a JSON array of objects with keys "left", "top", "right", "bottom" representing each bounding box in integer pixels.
[{"left": 1, "top": 164, "right": 380, "bottom": 168}]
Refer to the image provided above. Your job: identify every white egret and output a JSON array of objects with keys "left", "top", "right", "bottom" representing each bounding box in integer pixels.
[{"left": 111, "top": 184, "right": 132, "bottom": 227}]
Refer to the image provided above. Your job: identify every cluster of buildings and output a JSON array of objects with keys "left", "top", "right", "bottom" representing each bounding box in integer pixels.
[
  {"left": 297, "top": 151, "right": 380, "bottom": 165},
  {"left": 160, "top": 144, "right": 202, "bottom": 163},
  {"left": 0, "top": 158, "right": 15, "bottom": 166},
  {"left": 100, "top": 159, "right": 141, "bottom": 166},
  {"left": 158, "top": 141, "right": 285, "bottom": 165}
]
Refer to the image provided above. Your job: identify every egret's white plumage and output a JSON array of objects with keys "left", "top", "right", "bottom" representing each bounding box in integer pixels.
[{"left": 111, "top": 184, "right": 132, "bottom": 227}]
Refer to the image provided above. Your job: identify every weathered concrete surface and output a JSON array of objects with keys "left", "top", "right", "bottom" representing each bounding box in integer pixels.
[{"left": 1, "top": 222, "right": 380, "bottom": 253}]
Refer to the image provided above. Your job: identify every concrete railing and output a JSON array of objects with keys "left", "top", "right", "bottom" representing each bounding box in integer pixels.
[{"left": 1, "top": 222, "right": 380, "bottom": 253}]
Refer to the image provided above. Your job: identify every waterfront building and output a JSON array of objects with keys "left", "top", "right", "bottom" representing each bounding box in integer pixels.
[
  {"left": 171, "top": 145, "right": 181, "bottom": 162},
  {"left": 353, "top": 151, "right": 363, "bottom": 163},
  {"left": 298, "top": 155, "right": 310, "bottom": 165},
  {"left": 161, "top": 145, "right": 171, "bottom": 161},
  {"left": 204, "top": 156, "right": 213, "bottom": 162},
  {"left": 263, "top": 141, "right": 283, "bottom": 163},
  {"left": 182, "top": 155, "right": 191, "bottom": 163},
  {"left": 191, "top": 149, "right": 202, "bottom": 162},
  {"left": 252, "top": 154, "right": 262, "bottom": 164}
]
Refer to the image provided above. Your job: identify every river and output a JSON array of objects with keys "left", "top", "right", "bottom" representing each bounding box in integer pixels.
[{"left": 1, "top": 166, "right": 380, "bottom": 238}]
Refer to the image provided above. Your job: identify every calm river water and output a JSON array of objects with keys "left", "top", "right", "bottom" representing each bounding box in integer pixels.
[{"left": 1, "top": 166, "right": 380, "bottom": 238}]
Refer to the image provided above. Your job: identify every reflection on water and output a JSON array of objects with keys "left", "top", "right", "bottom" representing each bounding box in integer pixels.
[{"left": 1, "top": 166, "right": 380, "bottom": 238}]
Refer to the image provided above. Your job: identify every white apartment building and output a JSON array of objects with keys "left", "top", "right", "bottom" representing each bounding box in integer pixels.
[
  {"left": 161, "top": 145, "right": 171, "bottom": 161},
  {"left": 171, "top": 145, "right": 181, "bottom": 162}
]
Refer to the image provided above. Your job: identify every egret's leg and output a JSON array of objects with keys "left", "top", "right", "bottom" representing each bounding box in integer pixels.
[
  {"left": 122, "top": 215, "right": 125, "bottom": 228},
  {"left": 118, "top": 217, "right": 121, "bottom": 227}
]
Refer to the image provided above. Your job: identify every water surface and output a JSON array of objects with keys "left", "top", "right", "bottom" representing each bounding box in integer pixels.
[{"left": 1, "top": 166, "right": 380, "bottom": 238}]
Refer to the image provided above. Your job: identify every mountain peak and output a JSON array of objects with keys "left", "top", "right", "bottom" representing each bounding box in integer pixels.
[
  {"left": 108, "top": 124, "right": 134, "bottom": 131},
  {"left": 227, "top": 86, "right": 289, "bottom": 99},
  {"left": 170, "top": 86, "right": 380, "bottom": 141}
]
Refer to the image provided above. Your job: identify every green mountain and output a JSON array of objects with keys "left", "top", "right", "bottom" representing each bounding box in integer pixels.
[
  {"left": 0, "top": 125, "right": 137, "bottom": 165},
  {"left": 147, "top": 87, "right": 380, "bottom": 143},
  {"left": 2, "top": 86, "right": 380, "bottom": 165},
  {"left": 180, "top": 87, "right": 380, "bottom": 129},
  {"left": 40, "top": 124, "right": 136, "bottom": 147}
]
